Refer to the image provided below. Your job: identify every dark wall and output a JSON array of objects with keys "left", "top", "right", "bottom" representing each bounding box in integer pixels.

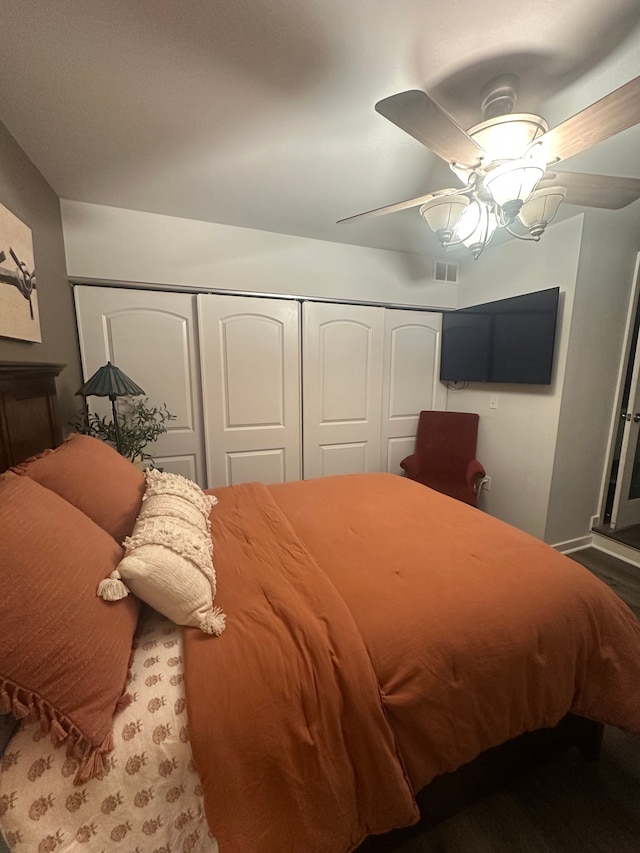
[{"left": 0, "top": 120, "right": 82, "bottom": 427}]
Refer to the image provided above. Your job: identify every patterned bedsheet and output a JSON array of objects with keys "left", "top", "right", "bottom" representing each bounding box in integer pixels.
[{"left": 0, "top": 608, "right": 218, "bottom": 853}]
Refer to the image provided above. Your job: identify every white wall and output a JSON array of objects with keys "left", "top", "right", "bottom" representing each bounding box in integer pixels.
[
  {"left": 60, "top": 198, "right": 640, "bottom": 546},
  {"left": 546, "top": 206, "right": 640, "bottom": 546},
  {"left": 451, "top": 216, "right": 584, "bottom": 539},
  {"left": 452, "top": 205, "right": 640, "bottom": 546},
  {"left": 61, "top": 200, "right": 457, "bottom": 309}
]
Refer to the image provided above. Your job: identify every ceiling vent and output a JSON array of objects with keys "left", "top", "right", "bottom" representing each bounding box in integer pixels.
[{"left": 434, "top": 260, "right": 459, "bottom": 284}]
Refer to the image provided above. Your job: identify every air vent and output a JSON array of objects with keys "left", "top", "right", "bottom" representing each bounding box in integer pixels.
[{"left": 434, "top": 260, "right": 459, "bottom": 284}]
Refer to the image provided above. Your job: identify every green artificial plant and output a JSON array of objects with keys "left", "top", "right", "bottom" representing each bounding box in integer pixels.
[{"left": 72, "top": 397, "right": 176, "bottom": 464}]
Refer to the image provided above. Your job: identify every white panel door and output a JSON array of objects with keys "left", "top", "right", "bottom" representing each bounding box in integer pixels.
[
  {"left": 611, "top": 256, "right": 640, "bottom": 528},
  {"left": 381, "top": 310, "right": 447, "bottom": 474},
  {"left": 74, "top": 286, "right": 206, "bottom": 484},
  {"left": 198, "top": 294, "right": 301, "bottom": 487},
  {"left": 303, "top": 302, "right": 384, "bottom": 479}
]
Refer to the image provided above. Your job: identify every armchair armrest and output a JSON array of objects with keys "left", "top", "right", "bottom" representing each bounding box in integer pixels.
[
  {"left": 400, "top": 453, "right": 421, "bottom": 480},
  {"left": 466, "top": 459, "right": 486, "bottom": 493}
]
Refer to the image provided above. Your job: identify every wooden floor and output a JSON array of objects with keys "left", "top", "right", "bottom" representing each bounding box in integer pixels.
[
  {"left": 366, "top": 548, "right": 640, "bottom": 853},
  {"left": 570, "top": 547, "right": 640, "bottom": 620},
  {"left": 593, "top": 522, "right": 640, "bottom": 552}
]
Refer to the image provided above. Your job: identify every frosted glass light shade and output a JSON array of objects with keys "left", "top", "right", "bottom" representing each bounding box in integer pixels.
[
  {"left": 419, "top": 194, "right": 469, "bottom": 246},
  {"left": 483, "top": 158, "right": 546, "bottom": 218},
  {"left": 467, "top": 114, "right": 548, "bottom": 162},
  {"left": 517, "top": 186, "right": 567, "bottom": 238},
  {"left": 454, "top": 201, "right": 498, "bottom": 260}
]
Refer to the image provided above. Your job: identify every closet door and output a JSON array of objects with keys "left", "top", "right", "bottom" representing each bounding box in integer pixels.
[
  {"left": 74, "top": 286, "right": 206, "bottom": 484},
  {"left": 303, "top": 302, "right": 384, "bottom": 478},
  {"left": 381, "top": 310, "right": 447, "bottom": 474},
  {"left": 198, "top": 294, "right": 301, "bottom": 487}
]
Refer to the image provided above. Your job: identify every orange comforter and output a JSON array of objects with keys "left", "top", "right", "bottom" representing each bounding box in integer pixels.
[{"left": 184, "top": 473, "right": 640, "bottom": 853}]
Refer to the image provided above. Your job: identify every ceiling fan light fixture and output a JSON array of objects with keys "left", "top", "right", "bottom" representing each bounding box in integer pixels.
[
  {"left": 342, "top": 74, "right": 640, "bottom": 260},
  {"left": 467, "top": 114, "right": 549, "bottom": 163},
  {"left": 456, "top": 202, "right": 498, "bottom": 260},
  {"left": 517, "top": 186, "right": 567, "bottom": 239},
  {"left": 419, "top": 194, "right": 470, "bottom": 246},
  {"left": 483, "top": 157, "right": 546, "bottom": 221}
]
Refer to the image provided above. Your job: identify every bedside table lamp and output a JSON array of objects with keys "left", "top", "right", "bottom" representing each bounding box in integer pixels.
[{"left": 76, "top": 361, "right": 145, "bottom": 454}]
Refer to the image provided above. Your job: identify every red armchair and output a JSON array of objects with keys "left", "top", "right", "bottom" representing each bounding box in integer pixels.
[{"left": 400, "top": 411, "right": 486, "bottom": 506}]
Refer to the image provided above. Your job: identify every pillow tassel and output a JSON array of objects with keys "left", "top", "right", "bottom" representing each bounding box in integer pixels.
[
  {"left": 199, "top": 606, "right": 226, "bottom": 637},
  {"left": 97, "top": 569, "right": 131, "bottom": 601},
  {"left": 115, "top": 691, "right": 133, "bottom": 713},
  {"left": 12, "top": 695, "right": 31, "bottom": 719},
  {"left": 0, "top": 683, "right": 11, "bottom": 714},
  {"left": 50, "top": 717, "right": 68, "bottom": 745},
  {"left": 74, "top": 747, "right": 105, "bottom": 785}
]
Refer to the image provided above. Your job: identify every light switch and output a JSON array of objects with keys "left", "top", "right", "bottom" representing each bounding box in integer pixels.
[{"left": 489, "top": 395, "right": 498, "bottom": 410}]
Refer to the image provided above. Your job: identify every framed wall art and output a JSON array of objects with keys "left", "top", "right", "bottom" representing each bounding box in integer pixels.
[{"left": 0, "top": 202, "right": 40, "bottom": 342}]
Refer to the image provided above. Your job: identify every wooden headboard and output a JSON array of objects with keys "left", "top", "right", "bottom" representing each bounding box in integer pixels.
[{"left": 0, "top": 362, "right": 65, "bottom": 472}]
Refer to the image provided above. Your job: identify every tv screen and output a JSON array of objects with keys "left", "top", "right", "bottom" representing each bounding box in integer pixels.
[{"left": 439, "top": 287, "right": 559, "bottom": 385}]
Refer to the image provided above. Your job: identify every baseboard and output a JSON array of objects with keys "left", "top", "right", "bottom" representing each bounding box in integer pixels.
[
  {"left": 552, "top": 535, "right": 593, "bottom": 554},
  {"left": 552, "top": 532, "right": 640, "bottom": 567},
  {"left": 590, "top": 532, "right": 640, "bottom": 567}
]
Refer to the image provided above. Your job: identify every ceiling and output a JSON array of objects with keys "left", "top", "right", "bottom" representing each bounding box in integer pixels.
[{"left": 1, "top": 0, "right": 639, "bottom": 257}]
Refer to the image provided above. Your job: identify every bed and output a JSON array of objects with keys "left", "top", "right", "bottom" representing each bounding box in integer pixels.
[{"left": 2, "top": 362, "right": 640, "bottom": 853}]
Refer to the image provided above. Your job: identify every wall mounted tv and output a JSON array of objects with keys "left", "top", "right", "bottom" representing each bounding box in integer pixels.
[{"left": 439, "top": 287, "right": 560, "bottom": 385}]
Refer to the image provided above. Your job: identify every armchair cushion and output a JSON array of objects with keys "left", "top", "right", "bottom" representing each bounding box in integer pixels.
[{"left": 400, "top": 411, "right": 485, "bottom": 506}]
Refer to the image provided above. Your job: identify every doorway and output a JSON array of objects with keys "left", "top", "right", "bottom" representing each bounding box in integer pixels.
[{"left": 596, "top": 253, "right": 640, "bottom": 549}]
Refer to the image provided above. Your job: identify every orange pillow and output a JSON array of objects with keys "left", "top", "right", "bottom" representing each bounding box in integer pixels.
[
  {"left": 13, "top": 433, "right": 145, "bottom": 545},
  {"left": 0, "top": 473, "right": 140, "bottom": 783}
]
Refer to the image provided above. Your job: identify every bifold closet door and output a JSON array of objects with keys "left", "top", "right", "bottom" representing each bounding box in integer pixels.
[
  {"left": 198, "top": 294, "right": 301, "bottom": 487},
  {"left": 380, "top": 309, "right": 447, "bottom": 474},
  {"left": 74, "top": 286, "right": 207, "bottom": 485},
  {"left": 303, "top": 302, "right": 385, "bottom": 478}
]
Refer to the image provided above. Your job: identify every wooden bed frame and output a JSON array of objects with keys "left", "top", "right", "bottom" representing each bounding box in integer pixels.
[
  {"left": 357, "top": 713, "right": 602, "bottom": 851},
  {"left": 0, "top": 361, "right": 604, "bottom": 851},
  {"left": 0, "top": 361, "right": 64, "bottom": 470}
]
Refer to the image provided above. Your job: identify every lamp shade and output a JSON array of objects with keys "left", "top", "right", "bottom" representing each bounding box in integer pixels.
[
  {"left": 517, "top": 186, "right": 567, "bottom": 239},
  {"left": 419, "top": 194, "right": 470, "bottom": 247},
  {"left": 483, "top": 157, "right": 546, "bottom": 219},
  {"left": 466, "top": 114, "right": 548, "bottom": 163},
  {"left": 454, "top": 201, "right": 498, "bottom": 260},
  {"left": 76, "top": 361, "right": 145, "bottom": 399}
]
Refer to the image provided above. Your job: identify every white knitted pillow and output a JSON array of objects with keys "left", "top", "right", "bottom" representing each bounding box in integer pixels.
[{"left": 98, "top": 470, "right": 225, "bottom": 636}]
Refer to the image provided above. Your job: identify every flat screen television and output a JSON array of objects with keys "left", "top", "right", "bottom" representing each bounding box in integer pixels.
[{"left": 439, "top": 287, "right": 559, "bottom": 385}]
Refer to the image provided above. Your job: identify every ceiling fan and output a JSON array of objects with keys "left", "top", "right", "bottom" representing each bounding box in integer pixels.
[{"left": 338, "top": 73, "right": 640, "bottom": 258}]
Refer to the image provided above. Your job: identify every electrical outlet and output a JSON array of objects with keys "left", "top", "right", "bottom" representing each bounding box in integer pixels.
[{"left": 481, "top": 475, "right": 491, "bottom": 492}]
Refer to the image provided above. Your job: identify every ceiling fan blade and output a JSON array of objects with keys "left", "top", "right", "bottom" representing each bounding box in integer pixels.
[
  {"left": 538, "top": 75, "right": 640, "bottom": 164},
  {"left": 337, "top": 188, "right": 461, "bottom": 225},
  {"left": 540, "top": 170, "right": 640, "bottom": 209},
  {"left": 375, "top": 90, "right": 485, "bottom": 168}
]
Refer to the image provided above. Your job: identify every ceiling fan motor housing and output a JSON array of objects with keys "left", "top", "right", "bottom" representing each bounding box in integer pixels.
[{"left": 480, "top": 74, "right": 520, "bottom": 119}]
